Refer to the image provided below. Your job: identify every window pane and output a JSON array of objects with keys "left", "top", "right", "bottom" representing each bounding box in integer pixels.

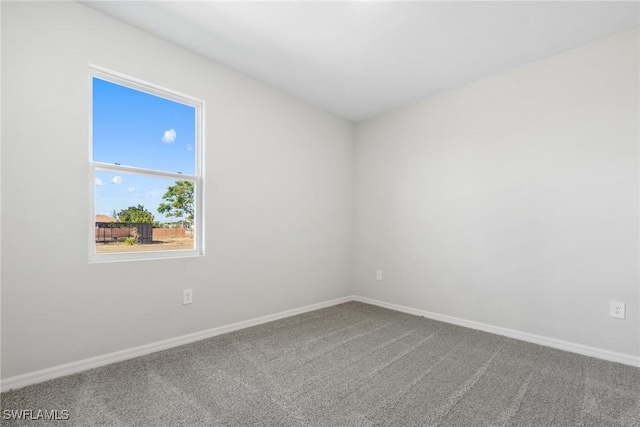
[
  {"left": 92, "top": 78, "right": 196, "bottom": 175},
  {"left": 95, "top": 170, "right": 195, "bottom": 253}
]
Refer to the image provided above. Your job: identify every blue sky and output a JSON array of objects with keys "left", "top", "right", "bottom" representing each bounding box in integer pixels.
[{"left": 93, "top": 78, "right": 196, "bottom": 221}]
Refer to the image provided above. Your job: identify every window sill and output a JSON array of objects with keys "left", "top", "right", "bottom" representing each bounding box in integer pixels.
[{"left": 89, "top": 249, "right": 203, "bottom": 264}]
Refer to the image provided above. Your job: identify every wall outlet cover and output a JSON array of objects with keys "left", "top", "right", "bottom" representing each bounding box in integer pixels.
[
  {"left": 183, "top": 289, "right": 193, "bottom": 305},
  {"left": 609, "top": 301, "right": 625, "bottom": 319}
]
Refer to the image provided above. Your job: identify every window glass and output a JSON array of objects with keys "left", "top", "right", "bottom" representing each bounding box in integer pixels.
[
  {"left": 92, "top": 78, "right": 196, "bottom": 174},
  {"left": 90, "top": 69, "right": 202, "bottom": 261}
]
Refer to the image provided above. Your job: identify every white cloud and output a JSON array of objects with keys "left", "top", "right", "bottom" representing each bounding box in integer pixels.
[
  {"left": 95, "top": 177, "right": 105, "bottom": 186},
  {"left": 162, "top": 128, "right": 177, "bottom": 144},
  {"left": 186, "top": 143, "right": 193, "bottom": 151},
  {"left": 127, "top": 187, "right": 135, "bottom": 193},
  {"left": 111, "top": 176, "right": 122, "bottom": 184}
]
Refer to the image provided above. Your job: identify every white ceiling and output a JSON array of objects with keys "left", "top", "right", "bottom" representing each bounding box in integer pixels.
[{"left": 84, "top": 1, "right": 639, "bottom": 122}]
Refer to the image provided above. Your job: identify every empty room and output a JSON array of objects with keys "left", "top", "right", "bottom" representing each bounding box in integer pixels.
[{"left": 1, "top": 1, "right": 639, "bottom": 426}]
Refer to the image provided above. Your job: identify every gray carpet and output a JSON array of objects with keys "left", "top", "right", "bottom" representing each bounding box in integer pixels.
[{"left": 2, "top": 301, "right": 639, "bottom": 426}]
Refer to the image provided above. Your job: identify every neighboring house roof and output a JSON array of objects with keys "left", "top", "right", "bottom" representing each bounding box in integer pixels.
[{"left": 95, "top": 214, "right": 117, "bottom": 223}]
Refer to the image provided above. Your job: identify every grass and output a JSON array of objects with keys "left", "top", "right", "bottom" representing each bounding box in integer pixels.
[{"left": 96, "top": 236, "right": 194, "bottom": 253}]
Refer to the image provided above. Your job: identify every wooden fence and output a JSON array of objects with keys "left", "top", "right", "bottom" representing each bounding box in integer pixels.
[
  {"left": 95, "top": 224, "right": 188, "bottom": 243},
  {"left": 152, "top": 228, "right": 188, "bottom": 239}
]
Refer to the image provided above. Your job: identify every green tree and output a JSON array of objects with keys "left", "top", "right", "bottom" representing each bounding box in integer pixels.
[
  {"left": 158, "top": 181, "right": 194, "bottom": 224},
  {"left": 117, "top": 204, "right": 154, "bottom": 223}
]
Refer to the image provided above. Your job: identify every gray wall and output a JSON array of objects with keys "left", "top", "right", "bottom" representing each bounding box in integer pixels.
[
  {"left": 1, "top": 2, "right": 355, "bottom": 379},
  {"left": 354, "top": 28, "right": 639, "bottom": 358},
  {"left": 2, "top": 2, "right": 638, "bottom": 381}
]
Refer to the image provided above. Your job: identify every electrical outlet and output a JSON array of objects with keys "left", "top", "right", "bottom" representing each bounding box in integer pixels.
[
  {"left": 609, "top": 301, "right": 625, "bottom": 319},
  {"left": 376, "top": 270, "right": 383, "bottom": 281},
  {"left": 183, "top": 289, "right": 193, "bottom": 305}
]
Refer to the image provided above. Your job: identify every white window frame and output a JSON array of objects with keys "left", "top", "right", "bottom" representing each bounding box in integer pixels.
[{"left": 89, "top": 65, "right": 204, "bottom": 263}]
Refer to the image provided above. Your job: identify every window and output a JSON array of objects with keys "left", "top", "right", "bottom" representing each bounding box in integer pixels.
[{"left": 89, "top": 66, "right": 204, "bottom": 262}]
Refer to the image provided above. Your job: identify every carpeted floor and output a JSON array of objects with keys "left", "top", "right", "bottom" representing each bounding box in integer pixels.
[{"left": 2, "top": 301, "right": 639, "bottom": 426}]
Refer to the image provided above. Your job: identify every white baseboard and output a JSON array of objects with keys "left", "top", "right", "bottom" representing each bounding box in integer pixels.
[
  {"left": 0, "top": 295, "right": 353, "bottom": 392},
  {"left": 353, "top": 295, "right": 640, "bottom": 368},
  {"left": 3, "top": 293, "right": 638, "bottom": 392}
]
